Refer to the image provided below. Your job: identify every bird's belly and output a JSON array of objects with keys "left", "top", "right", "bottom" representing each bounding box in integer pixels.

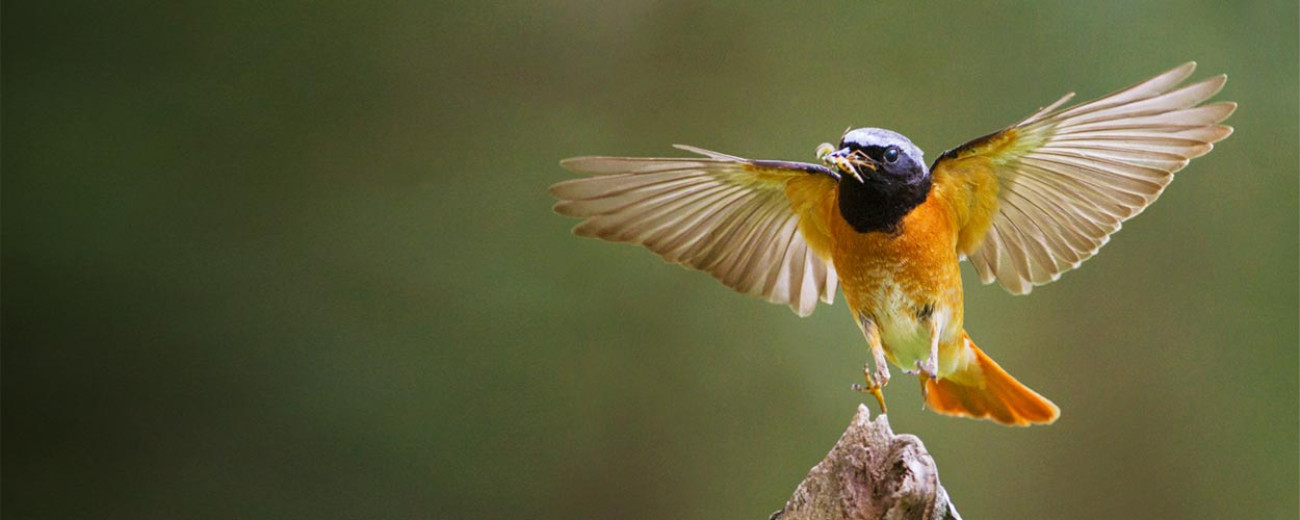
[
  {"left": 855, "top": 279, "right": 959, "bottom": 369},
  {"left": 875, "top": 294, "right": 936, "bottom": 367},
  {"left": 830, "top": 196, "right": 965, "bottom": 372}
]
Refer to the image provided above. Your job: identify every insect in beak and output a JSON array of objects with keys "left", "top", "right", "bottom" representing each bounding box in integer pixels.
[{"left": 816, "top": 143, "right": 876, "bottom": 183}]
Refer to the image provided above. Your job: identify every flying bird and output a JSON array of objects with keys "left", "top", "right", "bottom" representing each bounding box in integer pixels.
[{"left": 549, "top": 63, "right": 1234, "bottom": 425}]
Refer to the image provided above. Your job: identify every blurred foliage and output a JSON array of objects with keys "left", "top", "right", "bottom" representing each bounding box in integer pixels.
[{"left": 4, "top": 1, "right": 1297, "bottom": 519}]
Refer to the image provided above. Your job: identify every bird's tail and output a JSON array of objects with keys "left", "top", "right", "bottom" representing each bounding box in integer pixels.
[{"left": 923, "top": 333, "right": 1060, "bottom": 426}]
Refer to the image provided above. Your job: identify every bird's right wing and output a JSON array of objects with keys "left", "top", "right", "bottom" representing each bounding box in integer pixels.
[{"left": 551, "top": 145, "right": 841, "bottom": 316}]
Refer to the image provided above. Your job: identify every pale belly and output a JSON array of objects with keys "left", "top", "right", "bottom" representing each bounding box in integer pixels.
[{"left": 844, "top": 267, "right": 965, "bottom": 375}]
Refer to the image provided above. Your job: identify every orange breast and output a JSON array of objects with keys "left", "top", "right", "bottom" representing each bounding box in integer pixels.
[{"left": 829, "top": 187, "right": 966, "bottom": 364}]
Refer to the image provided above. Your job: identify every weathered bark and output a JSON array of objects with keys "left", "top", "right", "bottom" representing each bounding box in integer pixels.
[{"left": 771, "top": 405, "right": 961, "bottom": 520}]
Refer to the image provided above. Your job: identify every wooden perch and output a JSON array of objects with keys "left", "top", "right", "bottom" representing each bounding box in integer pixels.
[{"left": 771, "top": 405, "right": 962, "bottom": 520}]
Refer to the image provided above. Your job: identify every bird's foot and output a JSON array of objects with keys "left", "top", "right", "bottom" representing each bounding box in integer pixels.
[
  {"left": 851, "top": 363, "right": 890, "bottom": 414},
  {"left": 905, "top": 358, "right": 939, "bottom": 381}
]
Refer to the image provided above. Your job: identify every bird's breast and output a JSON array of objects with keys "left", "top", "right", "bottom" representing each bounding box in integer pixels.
[{"left": 830, "top": 191, "right": 965, "bottom": 365}]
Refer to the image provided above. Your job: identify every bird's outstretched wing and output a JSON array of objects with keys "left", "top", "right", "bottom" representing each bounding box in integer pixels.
[
  {"left": 551, "top": 145, "right": 841, "bottom": 316},
  {"left": 931, "top": 62, "right": 1235, "bottom": 294}
]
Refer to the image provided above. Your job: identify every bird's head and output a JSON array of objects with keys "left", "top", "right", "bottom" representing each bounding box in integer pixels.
[
  {"left": 817, "top": 128, "right": 928, "bottom": 186},
  {"left": 818, "top": 128, "right": 932, "bottom": 234}
]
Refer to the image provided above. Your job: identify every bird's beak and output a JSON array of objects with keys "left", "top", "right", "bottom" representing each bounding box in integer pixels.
[{"left": 816, "top": 143, "right": 876, "bottom": 183}]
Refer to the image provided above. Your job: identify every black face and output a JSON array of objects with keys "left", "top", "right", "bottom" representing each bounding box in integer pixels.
[
  {"left": 835, "top": 141, "right": 932, "bottom": 234},
  {"left": 837, "top": 141, "right": 927, "bottom": 185}
]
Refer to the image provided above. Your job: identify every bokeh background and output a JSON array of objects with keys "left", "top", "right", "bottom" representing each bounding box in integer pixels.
[{"left": 5, "top": 1, "right": 1297, "bottom": 518}]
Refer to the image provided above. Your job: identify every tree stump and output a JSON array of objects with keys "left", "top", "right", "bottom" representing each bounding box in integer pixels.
[{"left": 771, "top": 405, "right": 962, "bottom": 520}]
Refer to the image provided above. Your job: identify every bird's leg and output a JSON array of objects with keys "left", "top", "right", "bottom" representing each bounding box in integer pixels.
[
  {"left": 907, "top": 317, "right": 941, "bottom": 381},
  {"left": 850, "top": 314, "right": 891, "bottom": 414}
]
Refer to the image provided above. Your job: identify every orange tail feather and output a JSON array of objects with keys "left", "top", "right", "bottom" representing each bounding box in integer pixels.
[{"left": 923, "top": 334, "right": 1060, "bottom": 426}]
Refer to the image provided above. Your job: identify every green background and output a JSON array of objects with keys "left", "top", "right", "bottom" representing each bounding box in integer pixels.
[{"left": 6, "top": 1, "right": 1297, "bottom": 518}]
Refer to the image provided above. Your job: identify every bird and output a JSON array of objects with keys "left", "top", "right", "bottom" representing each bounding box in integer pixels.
[{"left": 548, "top": 63, "right": 1234, "bottom": 426}]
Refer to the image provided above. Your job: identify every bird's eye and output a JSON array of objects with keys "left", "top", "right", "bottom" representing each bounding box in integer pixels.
[{"left": 883, "top": 146, "right": 901, "bottom": 164}]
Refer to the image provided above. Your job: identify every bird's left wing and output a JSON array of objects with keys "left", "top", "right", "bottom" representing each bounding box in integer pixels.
[
  {"left": 551, "top": 145, "right": 841, "bottom": 316},
  {"left": 931, "top": 62, "right": 1235, "bottom": 294}
]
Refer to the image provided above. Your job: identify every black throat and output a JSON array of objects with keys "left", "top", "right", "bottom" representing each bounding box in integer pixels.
[{"left": 837, "top": 177, "right": 933, "bottom": 234}]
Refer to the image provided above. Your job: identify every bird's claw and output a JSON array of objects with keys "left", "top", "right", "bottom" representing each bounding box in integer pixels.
[
  {"left": 905, "top": 358, "right": 939, "bottom": 381},
  {"left": 852, "top": 363, "right": 889, "bottom": 414}
]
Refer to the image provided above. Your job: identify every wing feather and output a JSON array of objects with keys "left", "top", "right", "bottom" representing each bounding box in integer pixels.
[
  {"left": 932, "top": 62, "right": 1234, "bottom": 293},
  {"left": 552, "top": 149, "right": 840, "bottom": 316}
]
